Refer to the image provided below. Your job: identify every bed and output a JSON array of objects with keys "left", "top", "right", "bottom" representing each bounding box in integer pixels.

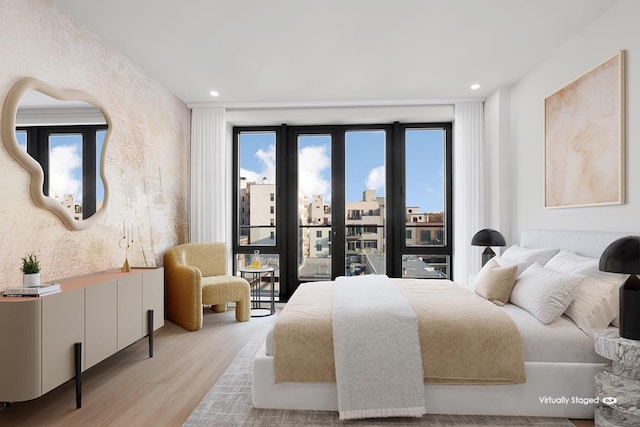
[{"left": 252, "top": 229, "right": 632, "bottom": 418}]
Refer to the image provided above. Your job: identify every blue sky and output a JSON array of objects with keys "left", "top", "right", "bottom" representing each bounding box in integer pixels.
[{"left": 239, "top": 129, "right": 445, "bottom": 213}]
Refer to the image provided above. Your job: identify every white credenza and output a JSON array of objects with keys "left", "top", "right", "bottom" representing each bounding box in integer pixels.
[{"left": 0, "top": 268, "right": 164, "bottom": 407}]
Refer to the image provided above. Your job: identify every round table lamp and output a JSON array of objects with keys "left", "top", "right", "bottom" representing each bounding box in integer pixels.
[
  {"left": 599, "top": 236, "right": 640, "bottom": 340},
  {"left": 471, "top": 228, "right": 506, "bottom": 266}
]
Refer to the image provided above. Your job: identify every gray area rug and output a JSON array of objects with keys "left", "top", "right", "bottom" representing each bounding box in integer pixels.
[{"left": 184, "top": 330, "right": 574, "bottom": 427}]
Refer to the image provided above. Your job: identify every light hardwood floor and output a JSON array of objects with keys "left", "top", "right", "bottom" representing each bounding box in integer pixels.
[
  {"left": 0, "top": 307, "right": 594, "bottom": 427},
  {"left": 0, "top": 308, "right": 277, "bottom": 426}
]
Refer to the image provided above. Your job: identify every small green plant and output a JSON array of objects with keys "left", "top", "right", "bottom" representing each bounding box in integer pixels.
[{"left": 21, "top": 254, "right": 41, "bottom": 274}]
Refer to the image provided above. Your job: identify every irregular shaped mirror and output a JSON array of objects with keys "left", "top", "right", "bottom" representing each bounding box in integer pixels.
[{"left": 2, "top": 78, "right": 111, "bottom": 231}]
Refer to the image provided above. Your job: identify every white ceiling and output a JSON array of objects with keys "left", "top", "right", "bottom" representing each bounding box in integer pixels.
[{"left": 54, "top": 0, "right": 617, "bottom": 106}]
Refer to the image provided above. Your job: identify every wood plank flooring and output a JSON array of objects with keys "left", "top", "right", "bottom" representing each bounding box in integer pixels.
[
  {"left": 0, "top": 308, "right": 277, "bottom": 426},
  {"left": 0, "top": 307, "right": 593, "bottom": 426}
]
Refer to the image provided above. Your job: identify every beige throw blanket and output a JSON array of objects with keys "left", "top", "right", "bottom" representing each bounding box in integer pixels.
[
  {"left": 273, "top": 279, "right": 526, "bottom": 385},
  {"left": 332, "top": 275, "right": 425, "bottom": 420}
]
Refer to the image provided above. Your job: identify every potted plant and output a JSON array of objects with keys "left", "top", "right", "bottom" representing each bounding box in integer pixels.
[{"left": 21, "top": 254, "right": 41, "bottom": 287}]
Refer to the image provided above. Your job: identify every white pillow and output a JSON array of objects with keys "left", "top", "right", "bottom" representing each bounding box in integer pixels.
[
  {"left": 473, "top": 258, "right": 518, "bottom": 306},
  {"left": 544, "top": 250, "right": 626, "bottom": 336},
  {"left": 510, "top": 263, "right": 585, "bottom": 324},
  {"left": 545, "top": 250, "right": 599, "bottom": 275},
  {"left": 494, "top": 256, "right": 529, "bottom": 277},
  {"left": 564, "top": 270, "right": 626, "bottom": 337},
  {"left": 501, "top": 245, "right": 559, "bottom": 273}
]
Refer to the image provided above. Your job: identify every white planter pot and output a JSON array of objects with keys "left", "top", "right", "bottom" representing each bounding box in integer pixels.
[{"left": 23, "top": 273, "right": 40, "bottom": 287}]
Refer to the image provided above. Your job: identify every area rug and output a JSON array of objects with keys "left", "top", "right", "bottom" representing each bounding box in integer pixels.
[{"left": 183, "top": 329, "right": 574, "bottom": 427}]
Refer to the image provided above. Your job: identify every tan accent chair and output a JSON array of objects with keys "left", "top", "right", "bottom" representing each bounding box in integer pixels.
[{"left": 165, "top": 243, "right": 250, "bottom": 331}]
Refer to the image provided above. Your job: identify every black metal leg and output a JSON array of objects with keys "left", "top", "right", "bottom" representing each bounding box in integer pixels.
[
  {"left": 270, "top": 271, "right": 275, "bottom": 315},
  {"left": 243, "top": 269, "right": 275, "bottom": 317},
  {"left": 147, "top": 309, "right": 154, "bottom": 358},
  {"left": 74, "top": 342, "right": 82, "bottom": 409},
  {"left": 252, "top": 273, "right": 259, "bottom": 309}
]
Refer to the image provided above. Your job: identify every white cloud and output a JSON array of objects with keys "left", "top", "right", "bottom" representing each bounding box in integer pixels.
[
  {"left": 255, "top": 144, "right": 276, "bottom": 183},
  {"left": 239, "top": 168, "right": 262, "bottom": 184},
  {"left": 49, "top": 144, "right": 82, "bottom": 202},
  {"left": 366, "top": 165, "right": 385, "bottom": 192},
  {"left": 240, "top": 143, "right": 331, "bottom": 202},
  {"left": 240, "top": 144, "right": 275, "bottom": 184},
  {"left": 298, "top": 145, "right": 330, "bottom": 201}
]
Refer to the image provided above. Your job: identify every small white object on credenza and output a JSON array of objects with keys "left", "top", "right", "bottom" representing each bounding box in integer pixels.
[
  {"left": 23, "top": 272, "right": 40, "bottom": 287},
  {"left": 3, "top": 283, "right": 61, "bottom": 297}
]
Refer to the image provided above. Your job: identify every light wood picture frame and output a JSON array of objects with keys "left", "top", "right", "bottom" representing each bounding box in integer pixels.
[{"left": 544, "top": 51, "right": 625, "bottom": 208}]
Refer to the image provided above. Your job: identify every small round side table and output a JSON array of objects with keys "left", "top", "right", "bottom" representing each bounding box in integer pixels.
[
  {"left": 239, "top": 266, "right": 275, "bottom": 317},
  {"left": 593, "top": 329, "right": 640, "bottom": 427}
]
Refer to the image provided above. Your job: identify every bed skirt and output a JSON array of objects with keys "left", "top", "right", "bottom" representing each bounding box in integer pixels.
[{"left": 253, "top": 342, "right": 604, "bottom": 419}]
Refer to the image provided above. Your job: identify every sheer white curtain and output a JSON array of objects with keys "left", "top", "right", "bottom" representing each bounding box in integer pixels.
[
  {"left": 453, "top": 102, "right": 485, "bottom": 285},
  {"left": 190, "top": 107, "right": 227, "bottom": 243}
]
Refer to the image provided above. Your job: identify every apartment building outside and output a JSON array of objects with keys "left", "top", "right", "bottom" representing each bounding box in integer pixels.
[
  {"left": 239, "top": 177, "right": 275, "bottom": 246},
  {"left": 240, "top": 180, "right": 445, "bottom": 279}
]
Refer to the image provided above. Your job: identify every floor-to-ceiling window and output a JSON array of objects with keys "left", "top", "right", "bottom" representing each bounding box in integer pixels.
[
  {"left": 233, "top": 127, "right": 282, "bottom": 301},
  {"left": 397, "top": 124, "right": 453, "bottom": 279},
  {"left": 233, "top": 122, "right": 452, "bottom": 301}
]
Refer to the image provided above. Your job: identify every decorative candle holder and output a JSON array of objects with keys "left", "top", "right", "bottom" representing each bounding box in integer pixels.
[{"left": 119, "top": 230, "right": 134, "bottom": 272}]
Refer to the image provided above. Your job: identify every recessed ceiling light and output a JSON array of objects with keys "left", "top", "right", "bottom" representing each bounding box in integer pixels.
[
  {"left": 209, "top": 90, "right": 220, "bottom": 97},
  {"left": 470, "top": 83, "right": 480, "bottom": 90}
]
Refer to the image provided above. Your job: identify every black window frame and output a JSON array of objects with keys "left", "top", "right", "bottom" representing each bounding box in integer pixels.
[
  {"left": 17, "top": 124, "right": 106, "bottom": 219},
  {"left": 233, "top": 122, "right": 453, "bottom": 301},
  {"left": 391, "top": 122, "right": 454, "bottom": 278}
]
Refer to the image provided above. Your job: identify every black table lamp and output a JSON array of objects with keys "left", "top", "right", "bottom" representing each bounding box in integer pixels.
[
  {"left": 471, "top": 228, "right": 506, "bottom": 266},
  {"left": 599, "top": 236, "right": 640, "bottom": 340}
]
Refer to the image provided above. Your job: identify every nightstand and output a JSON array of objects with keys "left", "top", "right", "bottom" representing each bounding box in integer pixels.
[
  {"left": 239, "top": 266, "right": 275, "bottom": 317},
  {"left": 593, "top": 330, "right": 640, "bottom": 426}
]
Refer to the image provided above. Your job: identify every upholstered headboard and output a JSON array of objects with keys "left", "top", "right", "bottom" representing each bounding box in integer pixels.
[{"left": 520, "top": 229, "right": 638, "bottom": 259}]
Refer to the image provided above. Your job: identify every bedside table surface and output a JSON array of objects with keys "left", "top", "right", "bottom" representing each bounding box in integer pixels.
[
  {"left": 238, "top": 266, "right": 275, "bottom": 273},
  {"left": 594, "top": 330, "right": 640, "bottom": 366}
]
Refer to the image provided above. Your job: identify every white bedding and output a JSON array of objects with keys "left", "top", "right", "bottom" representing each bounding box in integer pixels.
[
  {"left": 257, "top": 302, "right": 611, "bottom": 418},
  {"left": 502, "top": 305, "right": 609, "bottom": 363},
  {"left": 266, "top": 303, "right": 610, "bottom": 364},
  {"left": 254, "top": 229, "right": 631, "bottom": 418}
]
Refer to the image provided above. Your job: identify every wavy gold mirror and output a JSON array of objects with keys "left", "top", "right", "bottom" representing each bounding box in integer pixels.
[{"left": 2, "top": 77, "right": 112, "bottom": 231}]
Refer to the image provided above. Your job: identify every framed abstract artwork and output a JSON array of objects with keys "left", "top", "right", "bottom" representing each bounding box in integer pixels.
[{"left": 544, "top": 50, "right": 625, "bottom": 208}]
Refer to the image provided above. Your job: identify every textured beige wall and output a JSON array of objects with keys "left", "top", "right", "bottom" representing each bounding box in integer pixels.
[{"left": 0, "top": 0, "right": 190, "bottom": 289}]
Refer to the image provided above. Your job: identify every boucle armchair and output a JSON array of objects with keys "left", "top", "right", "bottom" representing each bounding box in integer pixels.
[{"left": 164, "top": 242, "right": 250, "bottom": 331}]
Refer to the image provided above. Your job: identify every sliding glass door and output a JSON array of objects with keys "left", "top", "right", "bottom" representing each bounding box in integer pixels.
[
  {"left": 294, "top": 128, "right": 388, "bottom": 282},
  {"left": 296, "top": 132, "right": 333, "bottom": 280},
  {"left": 344, "top": 130, "right": 386, "bottom": 277},
  {"left": 233, "top": 122, "right": 452, "bottom": 301}
]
